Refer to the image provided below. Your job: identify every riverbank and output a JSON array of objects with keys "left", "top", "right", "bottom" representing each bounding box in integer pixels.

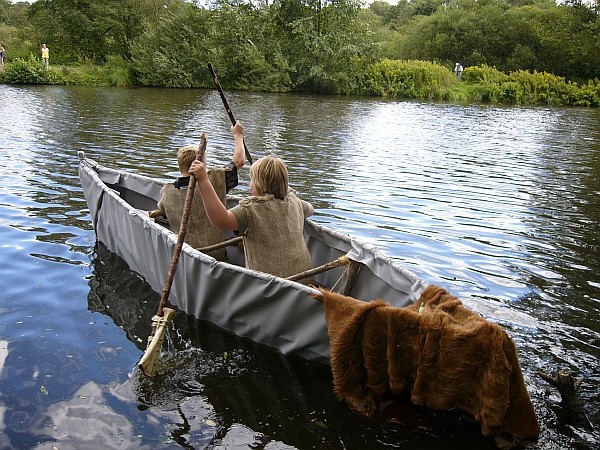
[{"left": 1, "top": 57, "right": 599, "bottom": 107}]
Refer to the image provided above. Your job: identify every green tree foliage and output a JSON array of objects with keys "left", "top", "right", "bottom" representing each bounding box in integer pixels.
[
  {"left": 206, "top": 0, "right": 292, "bottom": 91},
  {"left": 130, "top": 0, "right": 379, "bottom": 93},
  {"left": 3, "top": 0, "right": 600, "bottom": 104},
  {"left": 375, "top": 0, "right": 600, "bottom": 80},
  {"left": 0, "top": 0, "right": 35, "bottom": 61},
  {"left": 131, "top": 0, "right": 292, "bottom": 89},
  {"left": 130, "top": 2, "right": 214, "bottom": 87},
  {"left": 27, "top": 0, "right": 155, "bottom": 63},
  {"left": 0, "top": 0, "right": 9, "bottom": 24},
  {"left": 271, "top": 0, "right": 381, "bottom": 93}
]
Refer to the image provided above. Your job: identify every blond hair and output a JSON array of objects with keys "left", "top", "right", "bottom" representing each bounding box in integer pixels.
[
  {"left": 250, "top": 156, "right": 289, "bottom": 200},
  {"left": 177, "top": 144, "right": 204, "bottom": 173}
]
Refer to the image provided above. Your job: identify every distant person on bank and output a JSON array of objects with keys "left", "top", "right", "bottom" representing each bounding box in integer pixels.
[
  {"left": 454, "top": 62, "right": 463, "bottom": 80},
  {"left": 41, "top": 44, "right": 49, "bottom": 68}
]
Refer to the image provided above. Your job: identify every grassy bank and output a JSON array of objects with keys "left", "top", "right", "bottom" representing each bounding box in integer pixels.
[
  {"left": 0, "top": 56, "right": 135, "bottom": 87},
  {"left": 1, "top": 57, "right": 599, "bottom": 107}
]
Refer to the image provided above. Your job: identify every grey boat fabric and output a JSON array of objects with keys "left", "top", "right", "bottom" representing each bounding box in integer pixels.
[
  {"left": 157, "top": 169, "right": 228, "bottom": 260},
  {"left": 78, "top": 152, "right": 427, "bottom": 364}
]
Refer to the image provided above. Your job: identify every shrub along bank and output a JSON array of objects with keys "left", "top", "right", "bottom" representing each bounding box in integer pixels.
[{"left": 1, "top": 57, "right": 598, "bottom": 107}]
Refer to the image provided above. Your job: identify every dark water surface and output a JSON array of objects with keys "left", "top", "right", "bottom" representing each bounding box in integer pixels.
[{"left": 0, "top": 84, "right": 598, "bottom": 449}]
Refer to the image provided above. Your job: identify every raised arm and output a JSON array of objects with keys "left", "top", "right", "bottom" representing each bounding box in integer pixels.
[
  {"left": 189, "top": 160, "right": 239, "bottom": 230},
  {"left": 231, "top": 121, "right": 245, "bottom": 169}
]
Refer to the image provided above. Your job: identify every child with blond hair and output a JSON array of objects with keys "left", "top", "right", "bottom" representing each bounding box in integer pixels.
[
  {"left": 190, "top": 155, "right": 314, "bottom": 281},
  {"left": 151, "top": 121, "right": 245, "bottom": 260}
]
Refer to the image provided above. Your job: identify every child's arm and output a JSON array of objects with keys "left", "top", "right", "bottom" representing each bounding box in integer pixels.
[
  {"left": 304, "top": 201, "right": 315, "bottom": 217},
  {"left": 300, "top": 199, "right": 314, "bottom": 217},
  {"left": 231, "top": 121, "right": 246, "bottom": 169},
  {"left": 148, "top": 208, "right": 165, "bottom": 218},
  {"left": 150, "top": 190, "right": 168, "bottom": 218},
  {"left": 190, "top": 161, "right": 239, "bottom": 230}
]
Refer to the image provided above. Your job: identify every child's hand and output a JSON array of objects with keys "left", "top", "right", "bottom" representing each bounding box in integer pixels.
[
  {"left": 189, "top": 160, "right": 207, "bottom": 181},
  {"left": 232, "top": 120, "right": 244, "bottom": 138}
]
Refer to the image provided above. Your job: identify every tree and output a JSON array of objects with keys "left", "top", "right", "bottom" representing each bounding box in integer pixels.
[
  {"left": 27, "top": 0, "right": 156, "bottom": 63},
  {"left": 390, "top": 0, "right": 600, "bottom": 80},
  {"left": 273, "top": 0, "right": 380, "bottom": 93},
  {"left": 0, "top": 0, "right": 9, "bottom": 24},
  {"left": 131, "top": 2, "right": 214, "bottom": 87},
  {"left": 208, "top": 0, "right": 292, "bottom": 91},
  {"left": 1, "top": 1, "right": 35, "bottom": 60}
]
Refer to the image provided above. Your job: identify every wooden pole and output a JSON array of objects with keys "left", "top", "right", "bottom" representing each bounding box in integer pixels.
[
  {"left": 207, "top": 62, "right": 253, "bottom": 165},
  {"left": 343, "top": 259, "right": 361, "bottom": 296},
  {"left": 286, "top": 255, "right": 350, "bottom": 283},
  {"left": 197, "top": 236, "right": 243, "bottom": 253},
  {"left": 139, "top": 134, "right": 207, "bottom": 378}
]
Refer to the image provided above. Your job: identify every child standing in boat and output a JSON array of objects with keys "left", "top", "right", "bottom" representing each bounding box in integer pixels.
[
  {"left": 150, "top": 121, "right": 246, "bottom": 260},
  {"left": 190, "top": 155, "right": 314, "bottom": 282}
]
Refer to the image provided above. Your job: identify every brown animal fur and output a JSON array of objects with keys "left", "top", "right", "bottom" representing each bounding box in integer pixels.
[{"left": 320, "top": 285, "right": 540, "bottom": 441}]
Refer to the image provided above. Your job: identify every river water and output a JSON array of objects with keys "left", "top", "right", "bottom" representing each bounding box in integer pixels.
[{"left": 0, "top": 84, "right": 598, "bottom": 449}]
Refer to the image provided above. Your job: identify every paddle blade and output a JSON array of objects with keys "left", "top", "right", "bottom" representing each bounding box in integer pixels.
[{"left": 138, "top": 308, "right": 177, "bottom": 378}]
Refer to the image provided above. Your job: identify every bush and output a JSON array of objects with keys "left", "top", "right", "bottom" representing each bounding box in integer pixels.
[
  {"left": 106, "top": 57, "right": 136, "bottom": 87},
  {"left": 506, "top": 70, "right": 567, "bottom": 105},
  {"left": 462, "top": 65, "right": 509, "bottom": 84},
  {"left": 364, "top": 59, "right": 456, "bottom": 99},
  {"left": 571, "top": 79, "right": 600, "bottom": 107},
  {"left": 1, "top": 55, "right": 64, "bottom": 84},
  {"left": 229, "top": 45, "right": 292, "bottom": 93},
  {"left": 461, "top": 66, "right": 599, "bottom": 106},
  {"left": 469, "top": 82, "right": 504, "bottom": 103},
  {"left": 62, "top": 64, "right": 111, "bottom": 86}
]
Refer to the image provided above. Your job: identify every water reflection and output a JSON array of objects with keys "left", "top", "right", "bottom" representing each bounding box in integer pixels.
[
  {"left": 1, "top": 84, "right": 599, "bottom": 449},
  {"left": 86, "top": 243, "right": 503, "bottom": 449}
]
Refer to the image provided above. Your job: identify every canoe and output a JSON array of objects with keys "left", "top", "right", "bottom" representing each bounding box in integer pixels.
[{"left": 78, "top": 151, "right": 428, "bottom": 364}]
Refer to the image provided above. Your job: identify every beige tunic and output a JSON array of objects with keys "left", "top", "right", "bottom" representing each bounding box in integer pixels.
[
  {"left": 157, "top": 168, "right": 227, "bottom": 260},
  {"left": 231, "top": 192, "right": 313, "bottom": 283}
]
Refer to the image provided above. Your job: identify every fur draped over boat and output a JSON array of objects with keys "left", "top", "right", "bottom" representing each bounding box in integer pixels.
[{"left": 319, "top": 285, "right": 540, "bottom": 442}]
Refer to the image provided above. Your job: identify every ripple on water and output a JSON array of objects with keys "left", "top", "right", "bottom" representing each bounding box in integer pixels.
[{"left": 1, "top": 86, "right": 599, "bottom": 449}]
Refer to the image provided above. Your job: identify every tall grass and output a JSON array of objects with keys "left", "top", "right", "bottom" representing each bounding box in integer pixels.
[
  {"left": 106, "top": 57, "right": 136, "bottom": 87},
  {"left": 363, "top": 59, "right": 456, "bottom": 100},
  {"left": 464, "top": 65, "right": 600, "bottom": 107}
]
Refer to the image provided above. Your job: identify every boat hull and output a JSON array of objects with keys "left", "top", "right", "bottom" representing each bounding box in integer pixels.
[{"left": 78, "top": 152, "right": 427, "bottom": 364}]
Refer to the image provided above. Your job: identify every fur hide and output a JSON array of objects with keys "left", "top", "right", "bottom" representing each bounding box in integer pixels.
[{"left": 320, "top": 285, "right": 540, "bottom": 441}]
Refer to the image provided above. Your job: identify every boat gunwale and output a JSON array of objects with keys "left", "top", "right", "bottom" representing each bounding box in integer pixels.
[
  {"left": 78, "top": 152, "right": 429, "bottom": 362},
  {"left": 79, "top": 153, "right": 323, "bottom": 295},
  {"left": 78, "top": 151, "right": 427, "bottom": 301}
]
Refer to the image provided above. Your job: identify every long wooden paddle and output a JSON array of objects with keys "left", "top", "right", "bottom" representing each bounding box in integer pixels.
[
  {"left": 207, "top": 62, "right": 253, "bottom": 165},
  {"left": 138, "top": 134, "right": 208, "bottom": 378}
]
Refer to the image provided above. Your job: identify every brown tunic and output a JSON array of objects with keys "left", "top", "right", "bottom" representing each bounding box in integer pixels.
[
  {"left": 157, "top": 168, "right": 228, "bottom": 260},
  {"left": 231, "top": 192, "right": 313, "bottom": 283}
]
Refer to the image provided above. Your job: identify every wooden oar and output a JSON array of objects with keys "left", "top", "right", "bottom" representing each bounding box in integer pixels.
[
  {"left": 207, "top": 62, "right": 253, "bottom": 165},
  {"left": 286, "top": 255, "right": 350, "bottom": 282},
  {"left": 197, "top": 235, "right": 243, "bottom": 253},
  {"left": 138, "top": 134, "right": 208, "bottom": 378}
]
